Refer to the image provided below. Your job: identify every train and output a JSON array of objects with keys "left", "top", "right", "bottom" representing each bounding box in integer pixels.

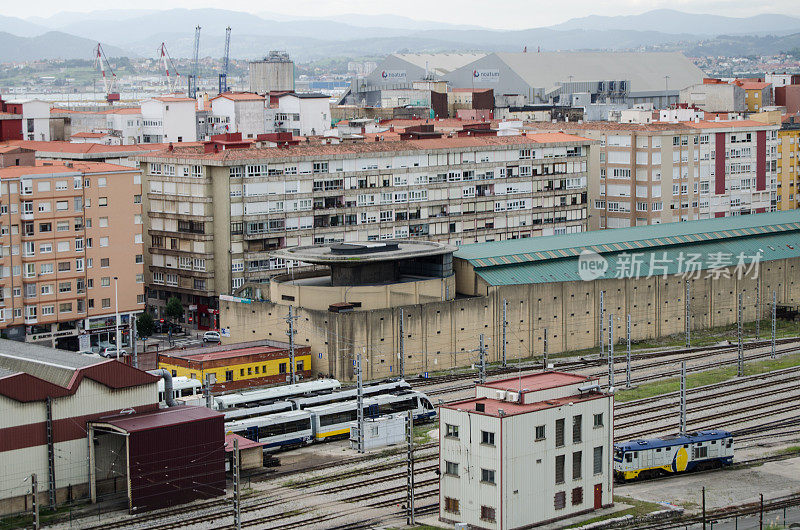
[
  {"left": 157, "top": 376, "right": 203, "bottom": 404},
  {"left": 613, "top": 430, "right": 734, "bottom": 481},
  {"left": 225, "top": 389, "right": 436, "bottom": 449}
]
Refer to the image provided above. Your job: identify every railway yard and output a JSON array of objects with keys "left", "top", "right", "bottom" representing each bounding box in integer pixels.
[{"left": 44, "top": 335, "right": 800, "bottom": 530}]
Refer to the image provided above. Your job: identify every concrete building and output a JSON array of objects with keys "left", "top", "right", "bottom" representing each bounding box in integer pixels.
[
  {"left": 737, "top": 81, "right": 773, "bottom": 112},
  {"left": 140, "top": 97, "right": 198, "bottom": 143},
  {"left": 439, "top": 372, "right": 613, "bottom": 528},
  {"left": 0, "top": 146, "right": 35, "bottom": 168},
  {"left": 0, "top": 341, "right": 159, "bottom": 514},
  {"left": 157, "top": 340, "right": 312, "bottom": 391},
  {"left": 777, "top": 116, "right": 800, "bottom": 210},
  {"left": 444, "top": 52, "right": 704, "bottom": 107},
  {"left": 0, "top": 159, "right": 144, "bottom": 349},
  {"left": 17, "top": 100, "right": 52, "bottom": 142},
  {"left": 53, "top": 107, "right": 143, "bottom": 145},
  {"left": 211, "top": 92, "right": 267, "bottom": 140},
  {"left": 135, "top": 131, "right": 592, "bottom": 323},
  {"left": 269, "top": 92, "right": 331, "bottom": 137},
  {"left": 528, "top": 118, "right": 779, "bottom": 229},
  {"left": 220, "top": 211, "right": 800, "bottom": 380},
  {"left": 679, "top": 81, "right": 746, "bottom": 112},
  {"left": 775, "top": 85, "right": 800, "bottom": 116},
  {"left": 249, "top": 51, "right": 295, "bottom": 95},
  {"left": 765, "top": 73, "right": 800, "bottom": 90},
  {"left": 70, "top": 132, "right": 120, "bottom": 145}
]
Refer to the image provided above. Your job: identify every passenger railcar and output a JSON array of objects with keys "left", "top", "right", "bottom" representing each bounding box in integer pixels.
[
  {"left": 213, "top": 378, "right": 341, "bottom": 410},
  {"left": 158, "top": 376, "right": 202, "bottom": 405},
  {"left": 289, "top": 379, "right": 412, "bottom": 410},
  {"left": 226, "top": 410, "right": 314, "bottom": 450},
  {"left": 614, "top": 430, "right": 734, "bottom": 481}
]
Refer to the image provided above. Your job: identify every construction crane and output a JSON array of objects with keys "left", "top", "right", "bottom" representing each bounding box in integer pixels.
[
  {"left": 93, "top": 43, "right": 120, "bottom": 103},
  {"left": 158, "top": 43, "right": 181, "bottom": 93},
  {"left": 188, "top": 25, "right": 201, "bottom": 98},
  {"left": 218, "top": 26, "right": 231, "bottom": 94}
]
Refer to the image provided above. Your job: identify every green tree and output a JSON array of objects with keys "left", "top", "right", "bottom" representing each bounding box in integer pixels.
[
  {"left": 135, "top": 312, "right": 155, "bottom": 338},
  {"left": 165, "top": 297, "right": 184, "bottom": 322}
]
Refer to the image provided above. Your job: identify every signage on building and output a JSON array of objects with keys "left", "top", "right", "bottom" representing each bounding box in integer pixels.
[
  {"left": 220, "top": 328, "right": 231, "bottom": 337},
  {"left": 79, "top": 334, "right": 91, "bottom": 351},
  {"left": 189, "top": 304, "right": 198, "bottom": 311},
  {"left": 219, "top": 294, "right": 251, "bottom": 304},
  {"left": 380, "top": 70, "right": 407, "bottom": 81},
  {"left": 472, "top": 69, "right": 500, "bottom": 83},
  {"left": 28, "top": 329, "right": 79, "bottom": 342}
]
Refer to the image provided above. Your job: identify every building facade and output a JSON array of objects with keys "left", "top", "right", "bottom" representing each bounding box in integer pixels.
[
  {"left": 137, "top": 133, "right": 592, "bottom": 322},
  {"left": 210, "top": 92, "right": 266, "bottom": 140},
  {"left": 439, "top": 372, "right": 613, "bottom": 529},
  {"left": 141, "top": 97, "right": 198, "bottom": 143},
  {"left": 777, "top": 117, "right": 800, "bottom": 210},
  {"left": 0, "top": 160, "right": 144, "bottom": 348}
]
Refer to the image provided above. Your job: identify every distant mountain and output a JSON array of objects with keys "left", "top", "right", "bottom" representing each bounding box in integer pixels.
[
  {"left": 685, "top": 32, "right": 800, "bottom": 57},
  {"left": 0, "top": 31, "right": 131, "bottom": 61},
  {"left": 0, "top": 15, "right": 48, "bottom": 37},
  {"left": 258, "top": 12, "right": 487, "bottom": 31},
  {"left": 551, "top": 9, "right": 800, "bottom": 36},
  {"left": 27, "top": 9, "right": 160, "bottom": 28}
]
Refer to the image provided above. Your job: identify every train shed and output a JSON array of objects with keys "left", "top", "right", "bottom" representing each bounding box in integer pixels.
[{"left": 88, "top": 406, "right": 226, "bottom": 513}]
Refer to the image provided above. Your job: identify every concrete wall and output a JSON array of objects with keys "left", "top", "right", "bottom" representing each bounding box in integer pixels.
[
  {"left": 679, "top": 84, "right": 745, "bottom": 112},
  {"left": 220, "top": 256, "right": 800, "bottom": 381}
]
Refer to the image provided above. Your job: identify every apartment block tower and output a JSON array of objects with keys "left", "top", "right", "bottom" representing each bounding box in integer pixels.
[
  {"left": 136, "top": 132, "right": 593, "bottom": 324},
  {"left": 0, "top": 159, "right": 144, "bottom": 348}
]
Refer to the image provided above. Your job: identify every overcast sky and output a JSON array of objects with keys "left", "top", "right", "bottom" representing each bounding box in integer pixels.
[{"left": 17, "top": 0, "right": 799, "bottom": 29}]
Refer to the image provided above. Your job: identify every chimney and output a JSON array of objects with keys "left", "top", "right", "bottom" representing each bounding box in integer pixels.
[{"left": 168, "top": 142, "right": 174, "bottom": 151}]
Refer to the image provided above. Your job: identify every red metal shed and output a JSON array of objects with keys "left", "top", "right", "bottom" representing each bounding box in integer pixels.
[{"left": 88, "top": 406, "right": 226, "bottom": 513}]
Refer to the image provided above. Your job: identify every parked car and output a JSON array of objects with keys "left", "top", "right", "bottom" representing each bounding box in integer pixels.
[
  {"left": 203, "top": 331, "right": 221, "bottom": 343},
  {"left": 99, "top": 346, "right": 126, "bottom": 358}
]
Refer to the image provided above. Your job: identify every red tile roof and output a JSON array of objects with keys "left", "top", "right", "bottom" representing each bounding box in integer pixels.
[
  {"left": 212, "top": 92, "right": 265, "bottom": 102},
  {"left": 1, "top": 140, "right": 165, "bottom": 155},
  {"left": 225, "top": 433, "right": 265, "bottom": 452},
  {"left": 480, "top": 371, "right": 591, "bottom": 393},
  {"left": 71, "top": 132, "right": 110, "bottom": 138},
  {"left": 442, "top": 392, "right": 606, "bottom": 418},
  {"left": 683, "top": 119, "right": 773, "bottom": 130},
  {"left": 0, "top": 160, "right": 139, "bottom": 179},
  {"left": 162, "top": 345, "right": 285, "bottom": 362},
  {"left": 152, "top": 96, "right": 196, "bottom": 103},
  {"left": 738, "top": 82, "right": 771, "bottom": 90}
]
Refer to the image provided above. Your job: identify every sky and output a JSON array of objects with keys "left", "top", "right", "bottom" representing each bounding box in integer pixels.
[{"left": 16, "top": 0, "right": 799, "bottom": 29}]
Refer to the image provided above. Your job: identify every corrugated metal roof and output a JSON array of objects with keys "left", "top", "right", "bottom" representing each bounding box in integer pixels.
[
  {"left": 475, "top": 232, "right": 800, "bottom": 286},
  {"left": 96, "top": 405, "right": 223, "bottom": 433},
  {"left": 456, "top": 211, "right": 800, "bottom": 267},
  {"left": 0, "top": 339, "right": 102, "bottom": 387}
]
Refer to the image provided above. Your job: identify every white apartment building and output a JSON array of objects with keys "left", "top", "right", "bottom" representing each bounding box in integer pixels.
[
  {"left": 270, "top": 92, "right": 331, "bottom": 137},
  {"left": 135, "top": 132, "right": 592, "bottom": 322},
  {"left": 140, "top": 97, "right": 198, "bottom": 143},
  {"left": 439, "top": 372, "right": 613, "bottom": 529},
  {"left": 530, "top": 119, "right": 779, "bottom": 229},
  {"left": 18, "top": 100, "right": 51, "bottom": 142},
  {"left": 210, "top": 93, "right": 266, "bottom": 139}
]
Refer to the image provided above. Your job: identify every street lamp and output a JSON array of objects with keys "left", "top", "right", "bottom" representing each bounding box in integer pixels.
[{"left": 114, "top": 276, "right": 120, "bottom": 360}]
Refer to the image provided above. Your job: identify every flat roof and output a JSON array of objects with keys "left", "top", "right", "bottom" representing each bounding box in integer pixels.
[
  {"left": 162, "top": 345, "right": 285, "bottom": 362},
  {"left": 95, "top": 405, "right": 223, "bottom": 433},
  {"left": 271, "top": 240, "right": 456, "bottom": 265},
  {"left": 480, "top": 371, "right": 591, "bottom": 393},
  {"left": 224, "top": 433, "right": 265, "bottom": 452},
  {"left": 443, "top": 392, "right": 605, "bottom": 418}
]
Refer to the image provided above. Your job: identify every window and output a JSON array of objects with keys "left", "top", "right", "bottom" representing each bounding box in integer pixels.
[
  {"left": 101, "top": 277, "right": 110, "bottom": 287},
  {"left": 225, "top": 370, "right": 234, "bottom": 382},
  {"left": 59, "top": 302, "right": 72, "bottom": 313},
  {"left": 593, "top": 446, "right": 603, "bottom": 475},
  {"left": 445, "top": 461, "right": 459, "bottom": 476},
  {"left": 481, "top": 468, "right": 495, "bottom": 484},
  {"left": 480, "top": 506, "right": 496, "bottom": 522},
  {"left": 445, "top": 424, "right": 459, "bottom": 439},
  {"left": 593, "top": 413, "right": 604, "bottom": 428},
  {"left": 554, "top": 491, "right": 566, "bottom": 510},
  {"left": 58, "top": 281, "right": 71, "bottom": 293},
  {"left": 134, "top": 194, "right": 141, "bottom": 204},
  {"left": 39, "top": 222, "right": 52, "bottom": 233},
  {"left": 572, "top": 487, "right": 583, "bottom": 506},
  {"left": 444, "top": 497, "right": 459, "bottom": 514},
  {"left": 58, "top": 262, "right": 70, "bottom": 272},
  {"left": 40, "top": 284, "right": 53, "bottom": 296},
  {"left": 56, "top": 200, "right": 68, "bottom": 211},
  {"left": 41, "top": 305, "right": 54, "bottom": 316},
  {"left": 99, "top": 217, "right": 108, "bottom": 227},
  {"left": 481, "top": 430, "right": 495, "bottom": 446},
  {"left": 100, "top": 237, "right": 109, "bottom": 247},
  {"left": 135, "top": 254, "right": 143, "bottom": 264},
  {"left": 101, "top": 258, "right": 110, "bottom": 268},
  {"left": 40, "top": 263, "right": 53, "bottom": 275},
  {"left": 74, "top": 197, "right": 83, "bottom": 211},
  {"left": 57, "top": 241, "right": 69, "bottom": 253},
  {"left": 98, "top": 177, "right": 107, "bottom": 187},
  {"left": 572, "top": 451, "right": 582, "bottom": 479},
  {"left": 535, "top": 425, "right": 546, "bottom": 440},
  {"left": 101, "top": 298, "right": 111, "bottom": 309},
  {"left": 573, "top": 415, "right": 582, "bottom": 444},
  {"left": 555, "top": 454, "right": 565, "bottom": 484},
  {"left": 98, "top": 197, "right": 107, "bottom": 207},
  {"left": 555, "top": 418, "right": 565, "bottom": 447}
]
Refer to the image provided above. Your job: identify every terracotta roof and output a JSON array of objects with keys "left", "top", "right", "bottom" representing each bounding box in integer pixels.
[
  {"left": 0, "top": 145, "right": 31, "bottom": 154},
  {"left": 683, "top": 119, "right": 774, "bottom": 130},
  {"left": 225, "top": 433, "right": 265, "bottom": 451},
  {"left": 139, "top": 132, "right": 594, "bottom": 162},
  {"left": 71, "top": 132, "right": 110, "bottom": 138},
  {"left": 738, "top": 82, "right": 771, "bottom": 90},
  {"left": 1, "top": 140, "right": 162, "bottom": 155},
  {"left": 442, "top": 392, "right": 606, "bottom": 418},
  {"left": 526, "top": 121, "right": 694, "bottom": 132},
  {"left": 151, "top": 97, "right": 196, "bottom": 103},
  {"left": 0, "top": 159, "right": 138, "bottom": 179},
  {"left": 212, "top": 92, "right": 265, "bottom": 102},
  {"left": 480, "top": 371, "right": 591, "bottom": 393},
  {"left": 161, "top": 345, "right": 284, "bottom": 362}
]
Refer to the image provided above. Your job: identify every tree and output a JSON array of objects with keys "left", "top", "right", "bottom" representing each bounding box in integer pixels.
[
  {"left": 165, "top": 297, "right": 184, "bottom": 322},
  {"left": 136, "top": 312, "right": 155, "bottom": 338}
]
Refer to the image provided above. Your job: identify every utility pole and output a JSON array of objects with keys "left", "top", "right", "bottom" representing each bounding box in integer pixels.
[
  {"left": 286, "top": 306, "right": 298, "bottom": 383},
  {"left": 755, "top": 281, "right": 761, "bottom": 339},
  {"left": 355, "top": 350, "right": 364, "bottom": 454},
  {"left": 607, "top": 313, "right": 614, "bottom": 388},
  {"left": 31, "top": 473, "right": 40, "bottom": 530},
  {"left": 399, "top": 310, "right": 405, "bottom": 379},
  {"left": 599, "top": 291, "right": 605, "bottom": 357},
  {"left": 233, "top": 438, "right": 241, "bottom": 530},
  {"left": 679, "top": 361, "right": 687, "bottom": 436},
  {"left": 132, "top": 315, "right": 138, "bottom": 369},
  {"left": 626, "top": 314, "right": 631, "bottom": 389},
  {"left": 406, "top": 409, "right": 415, "bottom": 526},
  {"left": 204, "top": 374, "right": 213, "bottom": 409},
  {"left": 702, "top": 486, "right": 706, "bottom": 530},
  {"left": 543, "top": 328, "right": 548, "bottom": 372},
  {"left": 478, "top": 334, "right": 486, "bottom": 384},
  {"left": 502, "top": 299, "right": 507, "bottom": 367},
  {"left": 685, "top": 280, "right": 691, "bottom": 348},
  {"left": 45, "top": 397, "right": 56, "bottom": 509},
  {"left": 737, "top": 293, "right": 744, "bottom": 377},
  {"left": 772, "top": 290, "right": 777, "bottom": 359}
]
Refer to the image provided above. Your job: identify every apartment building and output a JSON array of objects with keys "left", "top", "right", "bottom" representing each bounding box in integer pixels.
[
  {"left": 777, "top": 116, "right": 800, "bottom": 210},
  {"left": 439, "top": 372, "right": 613, "bottom": 529},
  {"left": 210, "top": 92, "right": 266, "bottom": 140},
  {"left": 0, "top": 159, "right": 144, "bottom": 349},
  {"left": 54, "top": 107, "right": 142, "bottom": 145},
  {"left": 268, "top": 92, "right": 331, "bottom": 137},
  {"left": 530, "top": 119, "right": 779, "bottom": 229},
  {"left": 140, "top": 97, "right": 198, "bottom": 143},
  {"left": 136, "top": 132, "right": 592, "bottom": 324}
]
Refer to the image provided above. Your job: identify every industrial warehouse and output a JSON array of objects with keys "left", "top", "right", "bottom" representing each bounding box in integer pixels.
[{"left": 222, "top": 210, "right": 800, "bottom": 380}]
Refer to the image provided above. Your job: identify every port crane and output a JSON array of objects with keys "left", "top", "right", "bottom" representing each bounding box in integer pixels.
[
  {"left": 218, "top": 26, "right": 231, "bottom": 94},
  {"left": 187, "top": 26, "right": 201, "bottom": 98},
  {"left": 158, "top": 43, "right": 181, "bottom": 93},
  {"left": 93, "top": 43, "right": 120, "bottom": 103}
]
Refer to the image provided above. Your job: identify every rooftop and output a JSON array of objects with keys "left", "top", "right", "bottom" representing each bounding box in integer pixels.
[
  {"left": 1, "top": 140, "right": 165, "bottom": 157},
  {"left": 224, "top": 433, "right": 265, "bottom": 452},
  {"left": 71, "top": 132, "right": 110, "bottom": 138},
  {"left": 93, "top": 405, "right": 223, "bottom": 433},
  {"left": 443, "top": 392, "right": 606, "bottom": 418},
  {"left": 160, "top": 342, "right": 288, "bottom": 362},
  {"left": 480, "top": 371, "right": 591, "bottom": 393},
  {"left": 213, "top": 92, "right": 265, "bottom": 102},
  {"left": 0, "top": 160, "right": 138, "bottom": 179},
  {"left": 271, "top": 240, "right": 456, "bottom": 265}
]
